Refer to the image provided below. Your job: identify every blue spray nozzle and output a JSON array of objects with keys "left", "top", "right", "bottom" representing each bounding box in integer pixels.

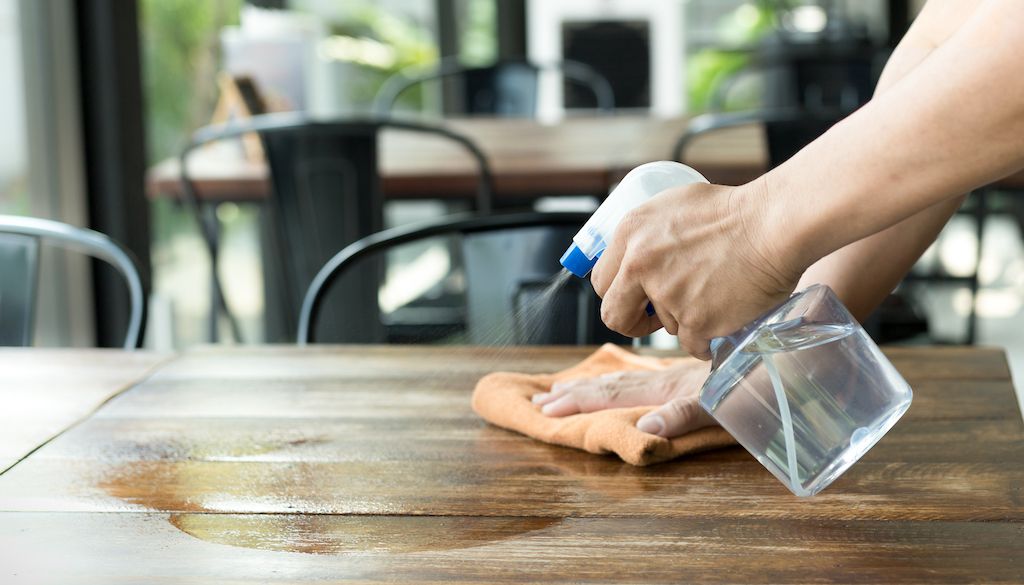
[{"left": 559, "top": 243, "right": 598, "bottom": 278}]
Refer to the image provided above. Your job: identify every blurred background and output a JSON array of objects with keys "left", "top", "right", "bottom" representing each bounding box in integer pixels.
[{"left": 2, "top": 0, "right": 1022, "bottom": 395}]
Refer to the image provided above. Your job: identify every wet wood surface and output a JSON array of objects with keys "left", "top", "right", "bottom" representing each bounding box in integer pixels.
[
  {"left": 0, "top": 349, "right": 167, "bottom": 473},
  {"left": 0, "top": 345, "right": 1021, "bottom": 583}
]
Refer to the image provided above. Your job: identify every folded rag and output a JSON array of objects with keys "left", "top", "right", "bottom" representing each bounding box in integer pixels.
[{"left": 472, "top": 343, "right": 737, "bottom": 466}]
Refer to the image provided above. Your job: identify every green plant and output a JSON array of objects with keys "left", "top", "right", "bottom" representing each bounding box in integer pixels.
[
  {"left": 139, "top": 0, "right": 243, "bottom": 164},
  {"left": 687, "top": 1, "right": 778, "bottom": 112}
]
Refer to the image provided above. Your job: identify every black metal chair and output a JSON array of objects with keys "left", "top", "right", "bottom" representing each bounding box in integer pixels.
[
  {"left": 0, "top": 215, "right": 146, "bottom": 349},
  {"left": 373, "top": 58, "right": 615, "bottom": 117},
  {"left": 297, "top": 211, "right": 628, "bottom": 347},
  {"left": 673, "top": 107, "right": 846, "bottom": 169},
  {"left": 673, "top": 109, "right": 983, "bottom": 344},
  {"left": 179, "top": 112, "right": 495, "bottom": 343},
  {"left": 708, "top": 40, "right": 882, "bottom": 114}
]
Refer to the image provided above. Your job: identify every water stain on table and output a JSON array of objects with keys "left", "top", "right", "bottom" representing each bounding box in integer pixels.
[
  {"left": 95, "top": 432, "right": 584, "bottom": 554},
  {"left": 168, "top": 513, "right": 561, "bottom": 555}
]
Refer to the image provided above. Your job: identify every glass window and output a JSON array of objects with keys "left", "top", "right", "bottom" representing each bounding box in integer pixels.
[
  {"left": 140, "top": 1, "right": 445, "bottom": 346},
  {"left": 140, "top": 0, "right": 249, "bottom": 347},
  {"left": 458, "top": 0, "right": 496, "bottom": 64},
  {"left": 0, "top": 0, "right": 28, "bottom": 216}
]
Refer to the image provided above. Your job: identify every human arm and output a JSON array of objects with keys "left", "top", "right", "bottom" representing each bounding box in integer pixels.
[
  {"left": 593, "top": 0, "right": 1024, "bottom": 357},
  {"left": 540, "top": 0, "right": 1022, "bottom": 438},
  {"left": 794, "top": 0, "right": 978, "bottom": 317}
]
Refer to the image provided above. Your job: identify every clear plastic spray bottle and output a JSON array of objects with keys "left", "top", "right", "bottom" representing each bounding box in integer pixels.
[
  {"left": 559, "top": 161, "right": 709, "bottom": 278},
  {"left": 558, "top": 161, "right": 912, "bottom": 497}
]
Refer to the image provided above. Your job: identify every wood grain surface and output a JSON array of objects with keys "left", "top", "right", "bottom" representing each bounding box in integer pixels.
[
  {"left": 145, "top": 116, "right": 769, "bottom": 202},
  {"left": 146, "top": 115, "right": 1024, "bottom": 203},
  {"left": 0, "top": 345, "right": 1021, "bottom": 583},
  {"left": 0, "top": 349, "right": 167, "bottom": 473}
]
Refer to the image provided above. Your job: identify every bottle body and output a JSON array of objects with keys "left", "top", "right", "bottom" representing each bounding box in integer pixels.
[
  {"left": 560, "top": 161, "right": 709, "bottom": 277},
  {"left": 699, "top": 285, "right": 913, "bottom": 496},
  {"left": 558, "top": 163, "right": 913, "bottom": 498}
]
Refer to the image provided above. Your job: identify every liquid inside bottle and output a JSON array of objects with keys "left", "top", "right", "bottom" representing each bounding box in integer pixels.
[{"left": 702, "top": 317, "right": 912, "bottom": 496}]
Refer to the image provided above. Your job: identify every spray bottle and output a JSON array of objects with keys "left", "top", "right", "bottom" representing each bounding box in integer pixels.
[
  {"left": 559, "top": 161, "right": 710, "bottom": 310},
  {"left": 557, "top": 163, "right": 913, "bottom": 497}
]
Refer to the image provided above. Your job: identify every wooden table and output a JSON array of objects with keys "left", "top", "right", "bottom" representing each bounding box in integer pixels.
[
  {"left": 146, "top": 115, "right": 1024, "bottom": 203},
  {"left": 146, "top": 116, "right": 769, "bottom": 202},
  {"left": 0, "top": 349, "right": 168, "bottom": 474},
  {"left": 1, "top": 345, "right": 1021, "bottom": 583}
]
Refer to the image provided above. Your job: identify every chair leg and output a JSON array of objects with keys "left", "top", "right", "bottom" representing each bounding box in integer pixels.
[
  {"left": 202, "top": 203, "right": 244, "bottom": 343},
  {"left": 203, "top": 204, "right": 220, "bottom": 343}
]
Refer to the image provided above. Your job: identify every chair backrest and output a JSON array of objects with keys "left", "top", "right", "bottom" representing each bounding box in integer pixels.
[
  {"left": 0, "top": 215, "right": 146, "bottom": 349},
  {"left": 373, "top": 58, "right": 615, "bottom": 117},
  {"left": 672, "top": 108, "right": 846, "bottom": 171},
  {"left": 180, "top": 113, "right": 495, "bottom": 342},
  {"left": 297, "top": 211, "right": 628, "bottom": 346},
  {"left": 709, "top": 39, "right": 881, "bottom": 113}
]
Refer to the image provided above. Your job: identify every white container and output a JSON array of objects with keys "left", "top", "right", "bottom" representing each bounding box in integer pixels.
[{"left": 559, "top": 161, "right": 709, "bottom": 277}]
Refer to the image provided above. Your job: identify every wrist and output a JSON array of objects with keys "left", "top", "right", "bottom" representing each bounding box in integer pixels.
[{"left": 732, "top": 176, "right": 810, "bottom": 287}]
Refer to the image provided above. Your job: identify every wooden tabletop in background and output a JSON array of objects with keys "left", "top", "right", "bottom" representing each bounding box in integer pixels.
[
  {"left": 146, "top": 115, "right": 1024, "bottom": 204},
  {"left": 0, "top": 345, "right": 1021, "bottom": 583},
  {"left": 145, "top": 116, "right": 770, "bottom": 202}
]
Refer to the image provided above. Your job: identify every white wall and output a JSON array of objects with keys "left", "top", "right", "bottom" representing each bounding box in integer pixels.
[{"left": 527, "top": 0, "right": 686, "bottom": 119}]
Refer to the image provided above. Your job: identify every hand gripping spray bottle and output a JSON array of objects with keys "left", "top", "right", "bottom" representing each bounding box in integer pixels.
[
  {"left": 559, "top": 161, "right": 709, "bottom": 280},
  {"left": 559, "top": 161, "right": 913, "bottom": 497}
]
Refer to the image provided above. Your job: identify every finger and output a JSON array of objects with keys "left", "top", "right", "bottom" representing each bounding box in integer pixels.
[
  {"left": 531, "top": 379, "right": 580, "bottom": 405},
  {"left": 541, "top": 372, "right": 625, "bottom": 416},
  {"left": 590, "top": 235, "right": 629, "bottom": 298},
  {"left": 635, "top": 396, "right": 717, "bottom": 438},
  {"left": 540, "top": 371, "right": 676, "bottom": 417},
  {"left": 620, "top": 313, "right": 664, "bottom": 338},
  {"left": 532, "top": 377, "right": 584, "bottom": 405},
  {"left": 652, "top": 302, "right": 679, "bottom": 336},
  {"left": 549, "top": 377, "right": 586, "bottom": 395},
  {"left": 600, "top": 273, "right": 652, "bottom": 336},
  {"left": 621, "top": 300, "right": 675, "bottom": 338},
  {"left": 531, "top": 391, "right": 557, "bottom": 406},
  {"left": 540, "top": 393, "right": 583, "bottom": 417},
  {"left": 678, "top": 332, "right": 712, "bottom": 361}
]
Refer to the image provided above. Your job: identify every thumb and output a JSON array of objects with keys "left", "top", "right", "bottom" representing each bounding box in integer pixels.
[{"left": 635, "top": 395, "right": 717, "bottom": 438}]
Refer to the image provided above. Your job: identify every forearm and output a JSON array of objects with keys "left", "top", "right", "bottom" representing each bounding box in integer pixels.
[
  {"left": 796, "top": 195, "right": 964, "bottom": 320},
  {"left": 754, "top": 0, "right": 1024, "bottom": 282},
  {"left": 794, "top": 0, "right": 964, "bottom": 319}
]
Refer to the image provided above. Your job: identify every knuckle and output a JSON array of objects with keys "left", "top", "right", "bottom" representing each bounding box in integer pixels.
[
  {"left": 661, "top": 314, "right": 679, "bottom": 336},
  {"left": 599, "top": 384, "right": 622, "bottom": 405},
  {"left": 615, "top": 257, "right": 636, "bottom": 279},
  {"left": 680, "top": 337, "right": 705, "bottom": 359},
  {"left": 574, "top": 377, "right": 622, "bottom": 412},
  {"left": 599, "top": 301, "right": 615, "bottom": 324},
  {"left": 618, "top": 210, "right": 643, "bottom": 235},
  {"left": 652, "top": 379, "right": 677, "bottom": 402},
  {"left": 600, "top": 304, "right": 627, "bottom": 332},
  {"left": 644, "top": 280, "right": 665, "bottom": 302}
]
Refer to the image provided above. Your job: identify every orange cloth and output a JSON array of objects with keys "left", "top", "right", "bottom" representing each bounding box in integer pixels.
[{"left": 472, "top": 343, "right": 737, "bottom": 466}]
